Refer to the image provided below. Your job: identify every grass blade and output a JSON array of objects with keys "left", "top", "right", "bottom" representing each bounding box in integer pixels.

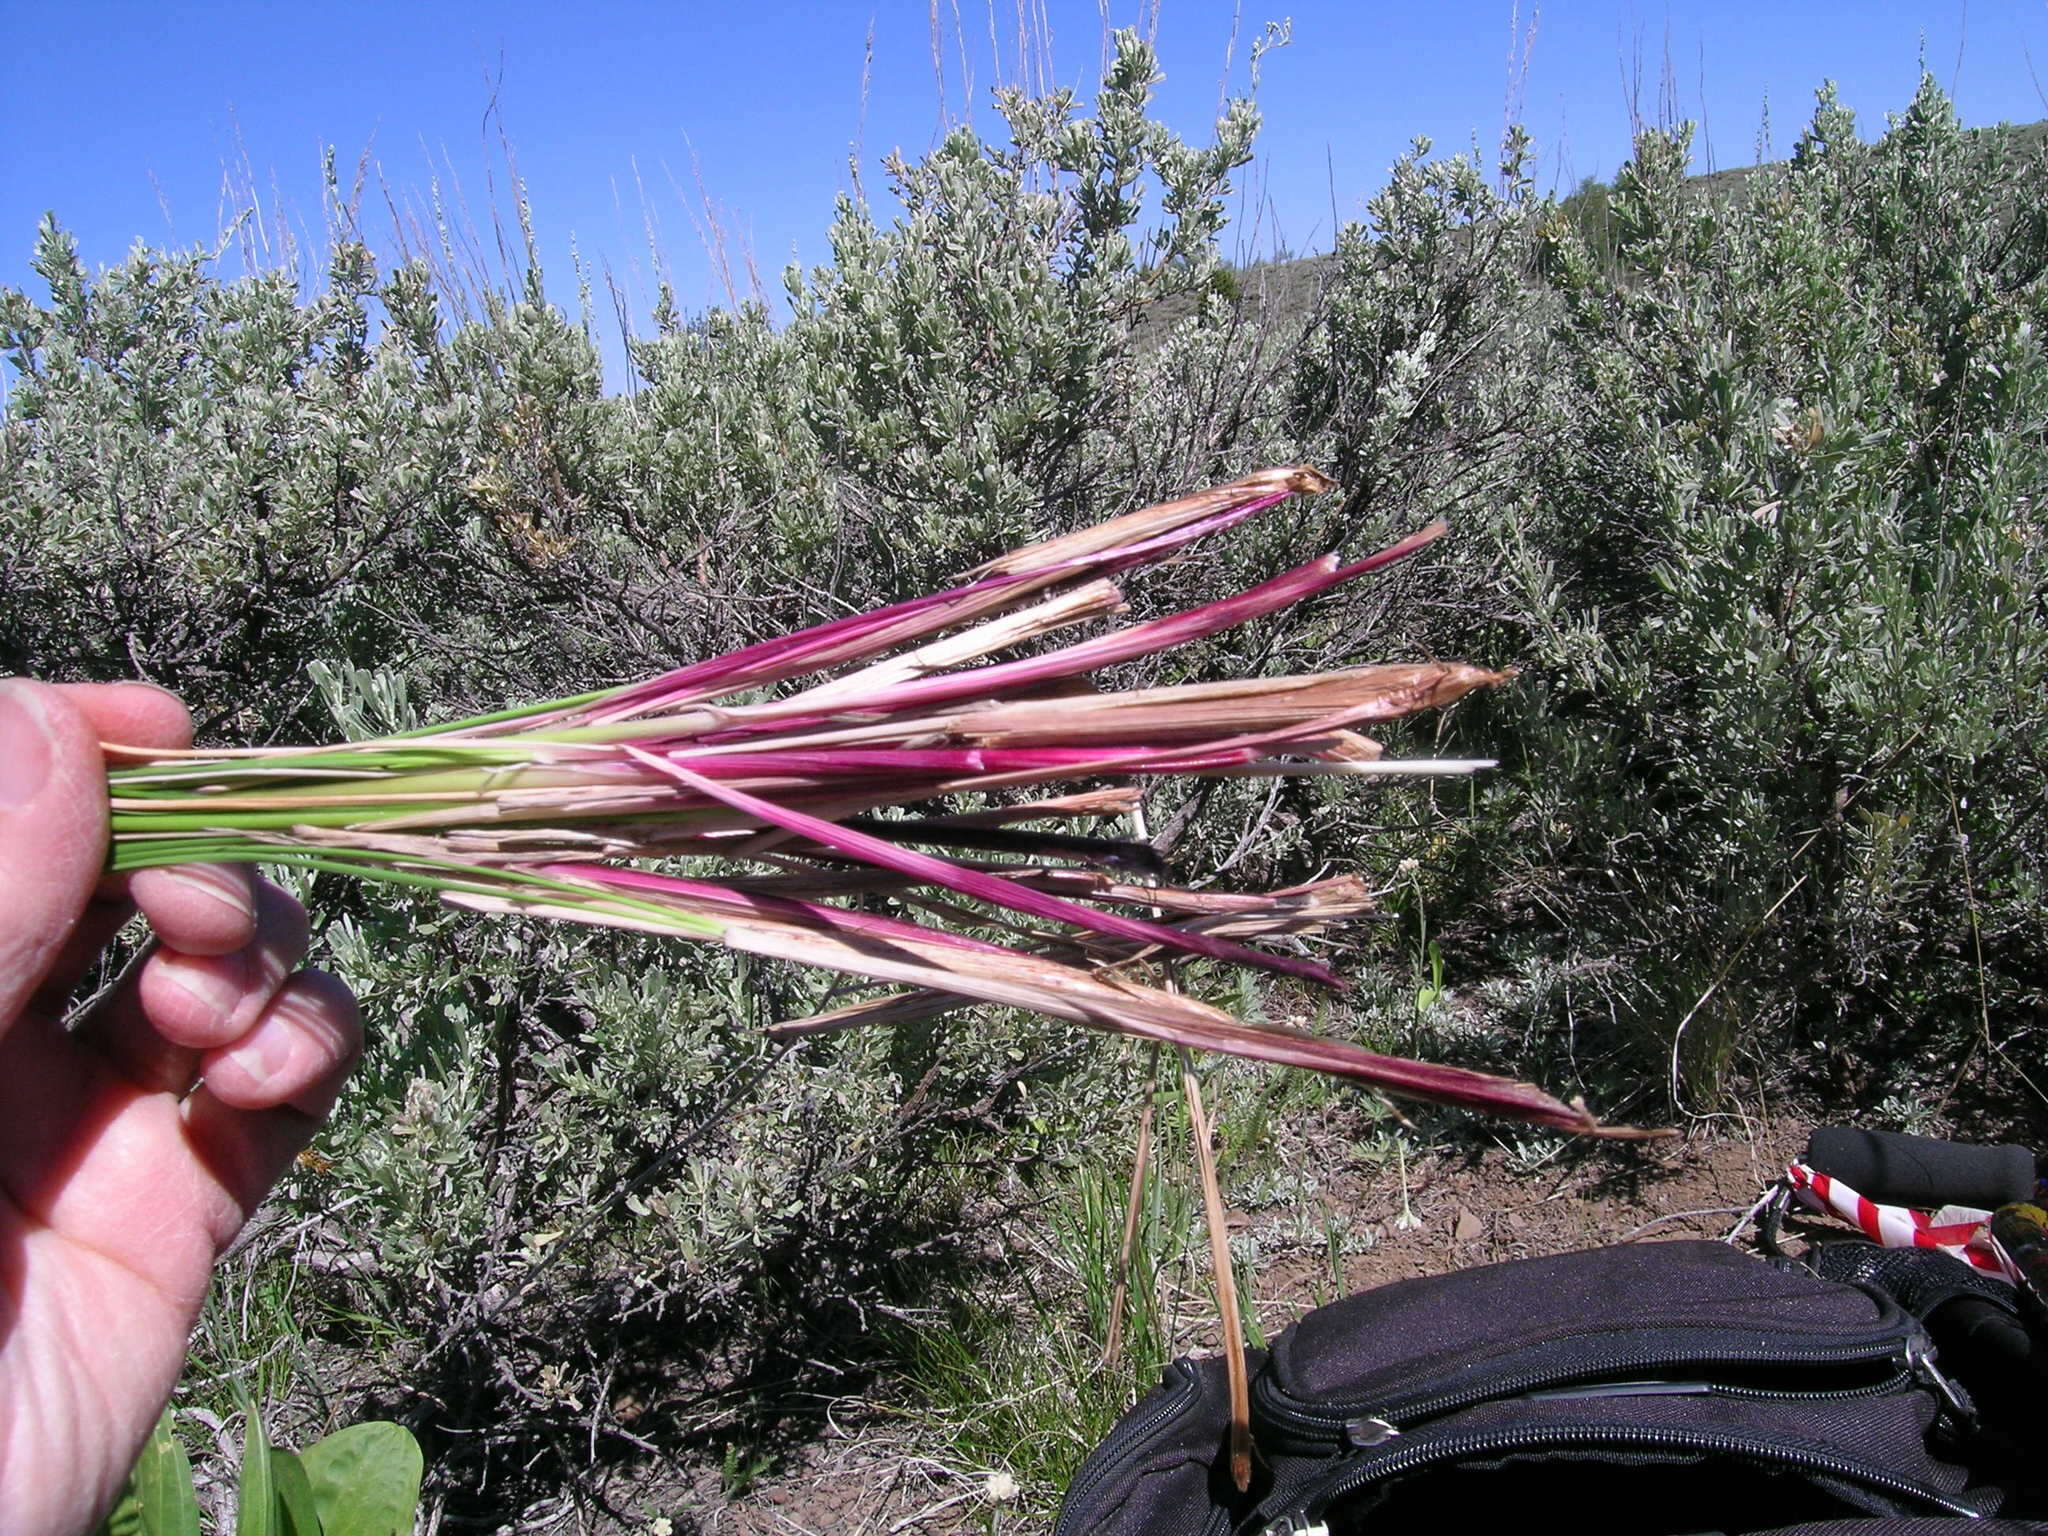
[
  {"left": 1180, "top": 1050, "right": 1253, "bottom": 1492},
  {"left": 624, "top": 750, "right": 1347, "bottom": 989}
]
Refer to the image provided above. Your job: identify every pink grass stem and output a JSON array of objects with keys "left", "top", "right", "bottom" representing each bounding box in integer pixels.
[{"left": 622, "top": 749, "right": 1347, "bottom": 990}]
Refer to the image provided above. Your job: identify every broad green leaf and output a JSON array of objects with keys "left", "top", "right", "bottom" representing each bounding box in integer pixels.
[
  {"left": 269, "top": 1447, "right": 324, "bottom": 1536},
  {"left": 111, "top": 1412, "right": 201, "bottom": 1536},
  {"left": 301, "top": 1422, "right": 424, "bottom": 1536},
  {"left": 237, "top": 1410, "right": 278, "bottom": 1536}
]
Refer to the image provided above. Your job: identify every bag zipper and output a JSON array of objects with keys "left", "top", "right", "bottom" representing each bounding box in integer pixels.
[
  {"left": 1257, "top": 1322, "right": 1922, "bottom": 1451},
  {"left": 1053, "top": 1359, "right": 1206, "bottom": 1536},
  {"left": 1255, "top": 1419, "right": 1990, "bottom": 1536}
]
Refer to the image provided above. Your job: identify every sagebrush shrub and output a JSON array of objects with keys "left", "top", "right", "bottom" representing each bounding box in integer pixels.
[{"left": 1484, "top": 81, "right": 2048, "bottom": 1103}]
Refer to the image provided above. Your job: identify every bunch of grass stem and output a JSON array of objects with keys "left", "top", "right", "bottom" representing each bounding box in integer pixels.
[{"left": 104, "top": 468, "right": 1647, "bottom": 1139}]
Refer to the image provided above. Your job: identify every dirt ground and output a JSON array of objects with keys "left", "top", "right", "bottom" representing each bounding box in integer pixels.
[{"left": 681, "top": 1115, "right": 1812, "bottom": 1536}]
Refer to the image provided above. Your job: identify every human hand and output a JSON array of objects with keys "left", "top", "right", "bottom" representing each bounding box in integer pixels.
[{"left": 0, "top": 679, "right": 363, "bottom": 1535}]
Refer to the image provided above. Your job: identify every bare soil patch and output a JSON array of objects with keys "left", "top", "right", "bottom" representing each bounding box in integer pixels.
[{"left": 686, "top": 1116, "right": 1807, "bottom": 1535}]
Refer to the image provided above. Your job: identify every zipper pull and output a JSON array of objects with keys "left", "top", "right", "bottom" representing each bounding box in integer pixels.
[
  {"left": 1268, "top": 1421, "right": 1395, "bottom": 1535},
  {"left": 1342, "top": 1415, "right": 1400, "bottom": 1448},
  {"left": 1904, "top": 1330, "right": 1978, "bottom": 1434}
]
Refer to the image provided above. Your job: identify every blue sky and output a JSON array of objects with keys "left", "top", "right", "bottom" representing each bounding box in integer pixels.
[{"left": 5, "top": 2, "right": 2041, "bottom": 385}]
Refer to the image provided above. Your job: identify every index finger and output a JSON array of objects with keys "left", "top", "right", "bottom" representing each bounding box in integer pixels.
[
  {"left": 54, "top": 681, "right": 194, "bottom": 756},
  {"left": 21, "top": 682, "right": 203, "bottom": 1013}
]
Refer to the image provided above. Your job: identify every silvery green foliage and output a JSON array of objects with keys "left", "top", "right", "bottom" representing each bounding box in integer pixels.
[
  {"left": 786, "top": 30, "right": 1258, "bottom": 571},
  {"left": 1289, "top": 128, "right": 1548, "bottom": 545},
  {"left": 0, "top": 225, "right": 455, "bottom": 738},
  {"left": 0, "top": 217, "right": 639, "bottom": 732},
  {"left": 278, "top": 862, "right": 1141, "bottom": 1515},
  {"left": 1485, "top": 79, "right": 2048, "bottom": 1098}
]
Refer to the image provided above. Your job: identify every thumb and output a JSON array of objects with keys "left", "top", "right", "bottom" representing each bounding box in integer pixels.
[{"left": 0, "top": 678, "right": 111, "bottom": 1027}]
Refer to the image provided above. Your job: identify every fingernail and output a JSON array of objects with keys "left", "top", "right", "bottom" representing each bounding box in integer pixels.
[
  {"left": 239, "top": 984, "right": 350, "bottom": 1092},
  {"left": 0, "top": 680, "right": 54, "bottom": 811},
  {"left": 157, "top": 949, "right": 250, "bottom": 1024},
  {"left": 161, "top": 865, "right": 258, "bottom": 927},
  {"left": 236, "top": 1012, "right": 301, "bottom": 1086}
]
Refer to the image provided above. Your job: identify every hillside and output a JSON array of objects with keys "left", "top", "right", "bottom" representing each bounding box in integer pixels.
[{"left": 1154, "top": 114, "right": 2048, "bottom": 345}]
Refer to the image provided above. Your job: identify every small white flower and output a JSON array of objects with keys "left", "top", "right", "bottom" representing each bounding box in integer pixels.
[{"left": 985, "top": 1471, "right": 1021, "bottom": 1503}]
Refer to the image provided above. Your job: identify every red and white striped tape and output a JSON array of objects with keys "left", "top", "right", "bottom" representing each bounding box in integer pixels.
[{"left": 1785, "top": 1161, "right": 2019, "bottom": 1283}]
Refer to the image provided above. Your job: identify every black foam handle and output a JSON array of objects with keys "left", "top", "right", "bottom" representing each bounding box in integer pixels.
[{"left": 1803, "top": 1126, "right": 2037, "bottom": 1209}]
